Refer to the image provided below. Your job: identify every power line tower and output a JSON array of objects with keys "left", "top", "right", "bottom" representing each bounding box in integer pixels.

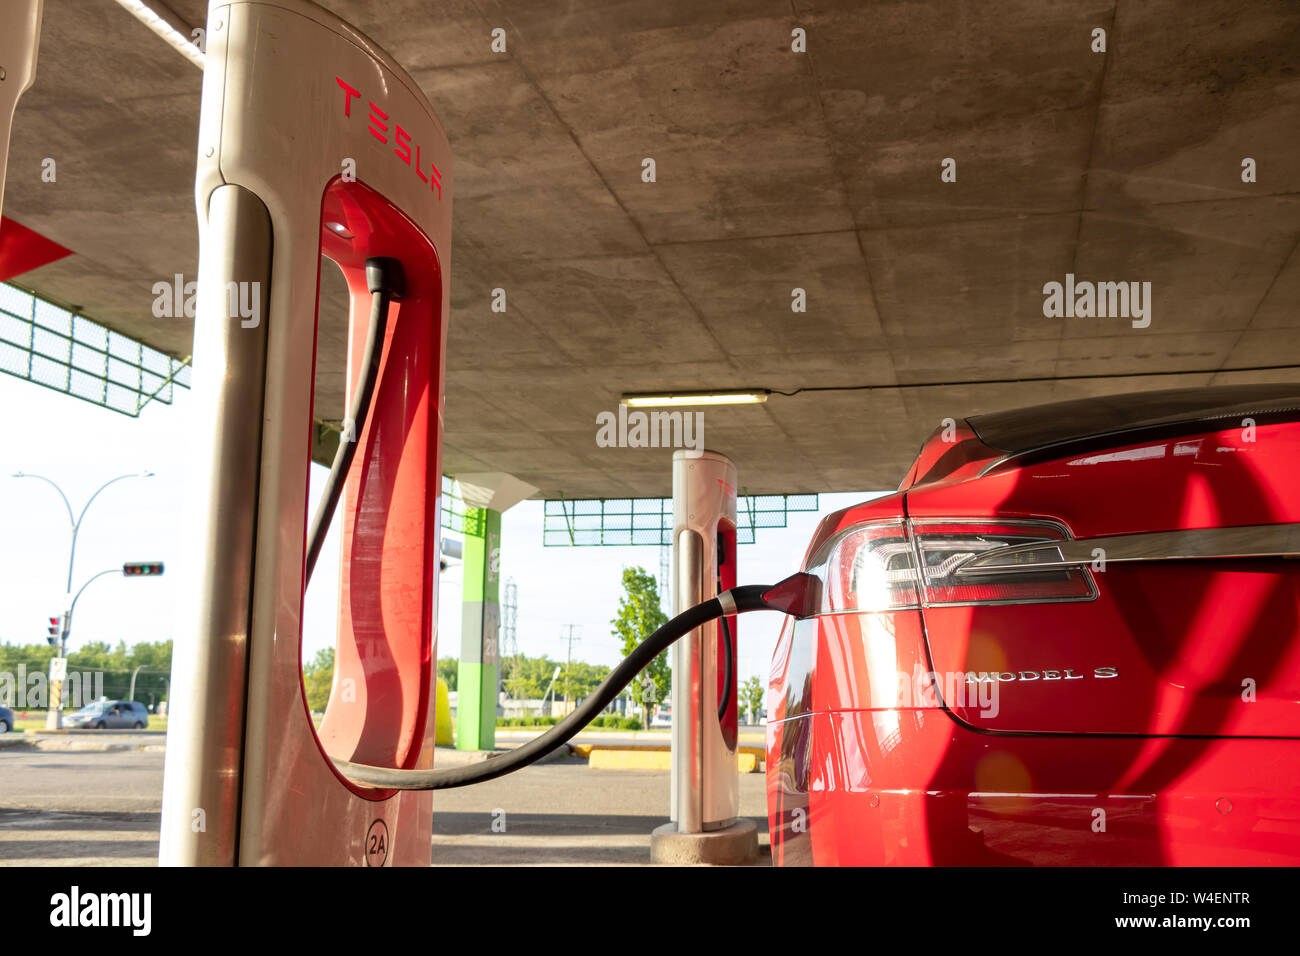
[
  {"left": 501, "top": 577, "right": 518, "bottom": 695},
  {"left": 502, "top": 577, "right": 518, "bottom": 661}
]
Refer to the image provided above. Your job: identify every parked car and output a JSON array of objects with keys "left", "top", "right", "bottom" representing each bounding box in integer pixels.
[
  {"left": 63, "top": 699, "right": 149, "bottom": 730},
  {"left": 0, "top": 705, "right": 13, "bottom": 733},
  {"left": 768, "top": 384, "right": 1300, "bottom": 866}
]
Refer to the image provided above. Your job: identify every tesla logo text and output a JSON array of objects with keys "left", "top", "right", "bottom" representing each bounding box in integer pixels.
[
  {"left": 965, "top": 667, "right": 1118, "bottom": 683},
  {"left": 337, "top": 77, "right": 442, "bottom": 201}
]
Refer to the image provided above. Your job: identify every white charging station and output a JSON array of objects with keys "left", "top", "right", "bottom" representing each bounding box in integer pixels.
[
  {"left": 654, "top": 449, "right": 757, "bottom": 864},
  {"left": 159, "top": 0, "right": 451, "bottom": 866},
  {"left": 0, "top": 0, "right": 44, "bottom": 222}
]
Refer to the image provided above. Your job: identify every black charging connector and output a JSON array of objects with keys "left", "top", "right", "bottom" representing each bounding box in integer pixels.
[
  {"left": 304, "top": 256, "right": 405, "bottom": 582},
  {"left": 716, "top": 531, "right": 734, "bottom": 722},
  {"left": 366, "top": 256, "right": 405, "bottom": 300}
]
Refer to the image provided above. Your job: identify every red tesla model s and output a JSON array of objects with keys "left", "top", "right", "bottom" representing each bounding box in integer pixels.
[{"left": 767, "top": 384, "right": 1300, "bottom": 865}]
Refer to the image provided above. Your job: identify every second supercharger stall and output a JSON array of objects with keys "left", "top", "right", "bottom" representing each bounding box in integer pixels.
[
  {"left": 0, "top": 0, "right": 43, "bottom": 222},
  {"left": 655, "top": 449, "right": 756, "bottom": 863},
  {"left": 159, "top": 0, "right": 450, "bottom": 865}
]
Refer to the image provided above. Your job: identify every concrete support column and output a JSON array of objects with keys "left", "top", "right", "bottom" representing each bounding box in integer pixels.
[{"left": 456, "top": 507, "right": 501, "bottom": 751}]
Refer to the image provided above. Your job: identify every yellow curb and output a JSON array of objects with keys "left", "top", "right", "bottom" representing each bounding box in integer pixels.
[
  {"left": 494, "top": 730, "right": 766, "bottom": 744},
  {"left": 587, "top": 749, "right": 761, "bottom": 773},
  {"left": 577, "top": 742, "right": 764, "bottom": 758},
  {"left": 589, "top": 749, "right": 671, "bottom": 770}
]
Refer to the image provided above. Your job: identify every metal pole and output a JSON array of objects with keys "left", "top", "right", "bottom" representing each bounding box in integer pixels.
[
  {"left": 13, "top": 471, "right": 151, "bottom": 728},
  {"left": 669, "top": 450, "right": 739, "bottom": 833},
  {"left": 541, "top": 665, "right": 561, "bottom": 717},
  {"left": 652, "top": 450, "right": 755, "bottom": 864},
  {"left": 66, "top": 473, "right": 153, "bottom": 591},
  {"left": 9, "top": 475, "right": 74, "bottom": 729},
  {"left": 563, "top": 624, "right": 580, "bottom": 714},
  {"left": 56, "top": 568, "right": 131, "bottom": 709}
]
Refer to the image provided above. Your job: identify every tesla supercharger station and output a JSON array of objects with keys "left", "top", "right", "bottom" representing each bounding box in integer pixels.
[
  {"left": 0, "top": 0, "right": 43, "bottom": 223},
  {"left": 653, "top": 450, "right": 756, "bottom": 864},
  {"left": 160, "top": 0, "right": 450, "bottom": 866}
]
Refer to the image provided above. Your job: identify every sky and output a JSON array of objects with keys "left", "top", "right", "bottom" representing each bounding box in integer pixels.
[{"left": 0, "top": 367, "right": 885, "bottom": 688}]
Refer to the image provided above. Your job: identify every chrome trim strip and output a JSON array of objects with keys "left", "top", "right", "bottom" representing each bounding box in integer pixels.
[{"left": 957, "top": 523, "right": 1300, "bottom": 574}]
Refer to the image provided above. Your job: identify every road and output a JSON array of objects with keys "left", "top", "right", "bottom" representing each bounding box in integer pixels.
[
  {"left": 0, "top": 749, "right": 163, "bottom": 866},
  {"left": 0, "top": 748, "right": 769, "bottom": 865},
  {"left": 431, "top": 752, "right": 770, "bottom": 865}
]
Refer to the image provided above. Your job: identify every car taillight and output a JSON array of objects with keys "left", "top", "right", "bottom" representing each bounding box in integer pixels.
[
  {"left": 912, "top": 520, "right": 1095, "bottom": 605},
  {"left": 808, "top": 519, "right": 919, "bottom": 612},
  {"left": 807, "top": 518, "right": 1095, "bottom": 613}
]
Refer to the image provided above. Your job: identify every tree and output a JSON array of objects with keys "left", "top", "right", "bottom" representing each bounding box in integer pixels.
[
  {"left": 497, "top": 653, "right": 611, "bottom": 704},
  {"left": 504, "top": 655, "right": 558, "bottom": 701},
  {"left": 559, "top": 659, "right": 611, "bottom": 703},
  {"left": 741, "top": 675, "right": 765, "bottom": 725},
  {"left": 0, "top": 639, "right": 174, "bottom": 706},
  {"left": 302, "top": 647, "right": 334, "bottom": 713},
  {"left": 611, "top": 566, "right": 669, "bottom": 728},
  {"left": 437, "top": 657, "right": 458, "bottom": 692}
]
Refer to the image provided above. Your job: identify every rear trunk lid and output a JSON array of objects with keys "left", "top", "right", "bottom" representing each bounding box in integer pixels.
[{"left": 906, "top": 385, "right": 1300, "bottom": 738}]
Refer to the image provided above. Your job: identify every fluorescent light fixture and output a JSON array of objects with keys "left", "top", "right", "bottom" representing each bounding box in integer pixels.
[
  {"left": 620, "top": 390, "right": 770, "bottom": 408},
  {"left": 114, "top": 0, "right": 205, "bottom": 70}
]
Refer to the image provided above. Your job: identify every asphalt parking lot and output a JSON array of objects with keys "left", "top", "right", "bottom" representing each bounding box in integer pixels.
[
  {"left": 430, "top": 753, "right": 770, "bottom": 866},
  {"left": 0, "top": 746, "right": 769, "bottom": 866},
  {"left": 0, "top": 749, "right": 163, "bottom": 866}
]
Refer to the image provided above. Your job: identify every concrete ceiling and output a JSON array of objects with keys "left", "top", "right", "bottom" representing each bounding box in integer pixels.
[{"left": 5, "top": 0, "right": 1299, "bottom": 497}]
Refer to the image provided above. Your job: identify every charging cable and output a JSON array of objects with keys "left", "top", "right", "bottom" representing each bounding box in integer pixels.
[
  {"left": 304, "top": 257, "right": 405, "bottom": 583},
  {"left": 334, "top": 572, "right": 819, "bottom": 790}
]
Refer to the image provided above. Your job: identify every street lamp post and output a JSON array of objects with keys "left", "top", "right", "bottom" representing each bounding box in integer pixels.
[
  {"left": 57, "top": 564, "right": 165, "bottom": 713},
  {"left": 12, "top": 470, "right": 153, "bottom": 728},
  {"left": 127, "top": 662, "right": 164, "bottom": 703}
]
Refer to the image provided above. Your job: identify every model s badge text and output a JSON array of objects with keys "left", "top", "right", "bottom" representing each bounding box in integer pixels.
[{"left": 964, "top": 667, "right": 1119, "bottom": 683}]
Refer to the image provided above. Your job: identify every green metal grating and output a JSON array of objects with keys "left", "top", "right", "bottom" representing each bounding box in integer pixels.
[
  {"left": 440, "top": 475, "right": 485, "bottom": 536},
  {"left": 543, "top": 492, "right": 820, "bottom": 547},
  {"left": 0, "top": 282, "right": 191, "bottom": 416}
]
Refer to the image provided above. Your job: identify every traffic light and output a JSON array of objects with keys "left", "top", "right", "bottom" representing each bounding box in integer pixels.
[
  {"left": 47, "top": 616, "right": 61, "bottom": 646},
  {"left": 123, "top": 562, "right": 164, "bottom": 576}
]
